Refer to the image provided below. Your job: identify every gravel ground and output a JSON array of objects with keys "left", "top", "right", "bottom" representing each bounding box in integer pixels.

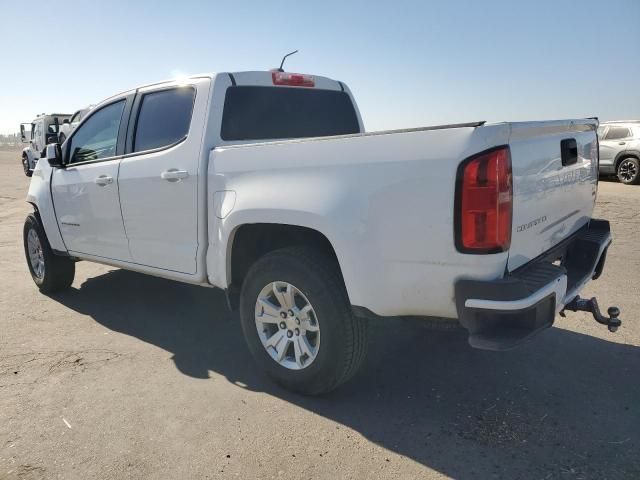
[{"left": 1, "top": 149, "right": 639, "bottom": 480}]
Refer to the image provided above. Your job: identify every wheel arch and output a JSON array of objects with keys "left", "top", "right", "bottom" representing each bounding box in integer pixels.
[
  {"left": 224, "top": 222, "right": 346, "bottom": 311},
  {"left": 614, "top": 150, "right": 640, "bottom": 170}
]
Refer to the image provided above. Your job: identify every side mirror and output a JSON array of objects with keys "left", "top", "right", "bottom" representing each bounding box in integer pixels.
[
  {"left": 46, "top": 143, "right": 64, "bottom": 168},
  {"left": 20, "top": 124, "right": 31, "bottom": 143}
]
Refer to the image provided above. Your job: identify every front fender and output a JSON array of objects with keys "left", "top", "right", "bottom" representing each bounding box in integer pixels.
[
  {"left": 22, "top": 147, "right": 38, "bottom": 169},
  {"left": 26, "top": 162, "right": 67, "bottom": 252}
]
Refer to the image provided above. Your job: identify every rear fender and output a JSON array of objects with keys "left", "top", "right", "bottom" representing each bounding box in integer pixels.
[
  {"left": 209, "top": 206, "right": 350, "bottom": 295},
  {"left": 614, "top": 149, "right": 640, "bottom": 169}
]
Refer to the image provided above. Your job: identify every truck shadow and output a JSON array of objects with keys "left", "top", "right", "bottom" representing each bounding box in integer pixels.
[{"left": 52, "top": 268, "right": 640, "bottom": 479}]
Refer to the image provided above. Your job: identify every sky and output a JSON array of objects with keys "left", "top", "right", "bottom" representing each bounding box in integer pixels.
[{"left": 1, "top": 0, "right": 639, "bottom": 134}]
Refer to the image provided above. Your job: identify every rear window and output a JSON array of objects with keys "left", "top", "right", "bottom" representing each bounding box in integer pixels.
[{"left": 221, "top": 86, "right": 360, "bottom": 141}]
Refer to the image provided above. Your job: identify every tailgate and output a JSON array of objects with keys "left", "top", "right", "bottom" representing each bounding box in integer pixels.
[{"left": 507, "top": 120, "right": 599, "bottom": 271}]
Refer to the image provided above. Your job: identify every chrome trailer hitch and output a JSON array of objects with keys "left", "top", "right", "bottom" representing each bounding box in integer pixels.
[{"left": 560, "top": 296, "right": 622, "bottom": 332}]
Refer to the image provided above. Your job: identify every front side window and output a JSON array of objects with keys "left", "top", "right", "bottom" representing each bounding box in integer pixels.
[
  {"left": 604, "top": 126, "right": 631, "bottom": 140},
  {"left": 68, "top": 101, "right": 125, "bottom": 164},
  {"left": 133, "top": 87, "right": 195, "bottom": 152}
]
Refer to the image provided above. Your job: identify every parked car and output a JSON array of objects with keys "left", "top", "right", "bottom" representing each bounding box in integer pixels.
[
  {"left": 23, "top": 71, "right": 620, "bottom": 394},
  {"left": 57, "top": 106, "right": 94, "bottom": 144},
  {"left": 20, "top": 113, "right": 70, "bottom": 176},
  {"left": 598, "top": 120, "right": 640, "bottom": 184}
]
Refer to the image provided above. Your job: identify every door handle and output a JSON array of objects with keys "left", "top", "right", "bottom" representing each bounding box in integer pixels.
[
  {"left": 619, "top": 142, "right": 626, "bottom": 145},
  {"left": 560, "top": 138, "right": 578, "bottom": 166},
  {"left": 94, "top": 175, "right": 113, "bottom": 186},
  {"left": 161, "top": 168, "right": 189, "bottom": 182}
]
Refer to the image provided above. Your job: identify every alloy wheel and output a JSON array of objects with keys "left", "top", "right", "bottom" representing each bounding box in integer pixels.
[
  {"left": 254, "top": 281, "right": 320, "bottom": 370},
  {"left": 27, "top": 228, "right": 45, "bottom": 279},
  {"left": 619, "top": 159, "right": 638, "bottom": 183}
]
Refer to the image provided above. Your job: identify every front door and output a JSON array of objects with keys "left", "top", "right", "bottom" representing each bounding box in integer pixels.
[
  {"left": 52, "top": 99, "right": 131, "bottom": 261},
  {"left": 118, "top": 81, "right": 205, "bottom": 274}
]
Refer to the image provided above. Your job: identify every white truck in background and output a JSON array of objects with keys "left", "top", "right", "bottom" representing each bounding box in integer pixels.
[
  {"left": 20, "top": 113, "right": 70, "bottom": 176},
  {"left": 57, "top": 106, "right": 94, "bottom": 145},
  {"left": 23, "top": 70, "right": 621, "bottom": 394}
]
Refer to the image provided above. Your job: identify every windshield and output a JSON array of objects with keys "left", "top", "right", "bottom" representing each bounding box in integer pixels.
[
  {"left": 45, "top": 116, "right": 70, "bottom": 133},
  {"left": 220, "top": 86, "right": 360, "bottom": 141}
]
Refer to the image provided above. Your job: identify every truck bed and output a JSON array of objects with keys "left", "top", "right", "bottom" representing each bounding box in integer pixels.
[{"left": 209, "top": 118, "right": 599, "bottom": 319}]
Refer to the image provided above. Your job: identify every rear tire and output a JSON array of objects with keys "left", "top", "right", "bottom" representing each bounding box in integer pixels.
[
  {"left": 23, "top": 214, "right": 75, "bottom": 293},
  {"left": 22, "top": 154, "right": 32, "bottom": 177},
  {"left": 239, "top": 247, "right": 368, "bottom": 395},
  {"left": 617, "top": 157, "right": 640, "bottom": 185}
]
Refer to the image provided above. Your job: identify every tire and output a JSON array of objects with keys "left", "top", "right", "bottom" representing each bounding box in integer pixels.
[
  {"left": 23, "top": 214, "right": 75, "bottom": 293},
  {"left": 22, "top": 154, "right": 32, "bottom": 177},
  {"left": 616, "top": 157, "right": 640, "bottom": 185},
  {"left": 239, "top": 247, "right": 368, "bottom": 395}
]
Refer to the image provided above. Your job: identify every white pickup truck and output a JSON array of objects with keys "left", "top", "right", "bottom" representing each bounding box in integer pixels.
[{"left": 24, "top": 70, "right": 621, "bottom": 394}]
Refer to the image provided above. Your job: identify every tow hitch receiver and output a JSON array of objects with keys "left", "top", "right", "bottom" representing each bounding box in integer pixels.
[{"left": 560, "top": 296, "right": 622, "bottom": 332}]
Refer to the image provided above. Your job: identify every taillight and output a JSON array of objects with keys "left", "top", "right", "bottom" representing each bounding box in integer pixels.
[
  {"left": 272, "top": 71, "right": 315, "bottom": 87},
  {"left": 455, "top": 146, "right": 512, "bottom": 253}
]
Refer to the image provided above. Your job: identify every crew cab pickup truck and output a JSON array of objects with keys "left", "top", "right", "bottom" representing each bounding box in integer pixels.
[{"left": 24, "top": 70, "right": 621, "bottom": 394}]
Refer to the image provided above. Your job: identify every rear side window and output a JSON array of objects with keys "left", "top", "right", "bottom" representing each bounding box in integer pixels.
[
  {"left": 604, "top": 126, "right": 631, "bottom": 140},
  {"left": 133, "top": 87, "right": 195, "bottom": 152},
  {"left": 221, "top": 86, "right": 360, "bottom": 141}
]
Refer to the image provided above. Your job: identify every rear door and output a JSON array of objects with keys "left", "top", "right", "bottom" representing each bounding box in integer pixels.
[
  {"left": 599, "top": 125, "right": 631, "bottom": 168},
  {"left": 507, "top": 121, "right": 599, "bottom": 271},
  {"left": 52, "top": 97, "right": 133, "bottom": 260},
  {"left": 118, "top": 79, "right": 209, "bottom": 274}
]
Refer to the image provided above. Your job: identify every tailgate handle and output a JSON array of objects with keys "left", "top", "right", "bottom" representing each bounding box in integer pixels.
[{"left": 560, "top": 138, "right": 578, "bottom": 166}]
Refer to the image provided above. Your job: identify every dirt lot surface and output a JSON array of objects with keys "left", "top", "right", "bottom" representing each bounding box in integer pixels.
[{"left": 1, "top": 149, "right": 638, "bottom": 480}]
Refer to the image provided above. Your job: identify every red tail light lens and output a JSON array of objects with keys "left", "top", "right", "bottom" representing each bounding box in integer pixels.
[
  {"left": 272, "top": 72, "right": 315, "bottom": 87},
  {"left": 455, "top": 146, "right": 512, "bottom": 253}
]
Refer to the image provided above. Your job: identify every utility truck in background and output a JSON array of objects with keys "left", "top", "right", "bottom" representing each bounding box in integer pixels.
[
  {"left": 20, "top": 113, "right": 70, "bottom": 176},
  {"left": 23, "top": 70, "right": 621, "bottom": 394}
]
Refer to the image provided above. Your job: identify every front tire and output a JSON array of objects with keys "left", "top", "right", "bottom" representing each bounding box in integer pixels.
[
  {"left": 23, "top": 214, "right": 75, "bottom": 292},
  {"left": 239, "top": 247, "right": 368, "bottom": 395},
  {"left": 22, "top": 154, "right": 32, "bottom": 177},
  {"left": 617, "top": 157, "right": 640, "bottom": 185}
]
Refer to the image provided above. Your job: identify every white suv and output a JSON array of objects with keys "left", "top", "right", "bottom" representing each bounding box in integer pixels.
[{"left": 598, "top": 121, "right": 640, "bottom": 184}]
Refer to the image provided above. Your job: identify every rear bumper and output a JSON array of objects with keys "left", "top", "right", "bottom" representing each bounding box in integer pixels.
[{"left": 455, "top": 219, "right": 612, "bottom": 350}]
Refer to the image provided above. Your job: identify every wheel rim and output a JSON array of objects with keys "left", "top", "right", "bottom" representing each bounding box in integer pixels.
[
  {"left": 619, "top": 160, "right": 638, "bottom": 183},
  {"left": 22, "top": 156, "right": 28, "bottom": 174},
  {"left": 254, "top": 281, "right": 320, "bottom": 370},
  {"left": 27, "top": 228, "right": 45, "bottom": 279}
]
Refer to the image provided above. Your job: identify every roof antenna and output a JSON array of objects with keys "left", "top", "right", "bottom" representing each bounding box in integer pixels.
[{"left": 276, "top": 50, "right": 298, "bottom": 72}]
